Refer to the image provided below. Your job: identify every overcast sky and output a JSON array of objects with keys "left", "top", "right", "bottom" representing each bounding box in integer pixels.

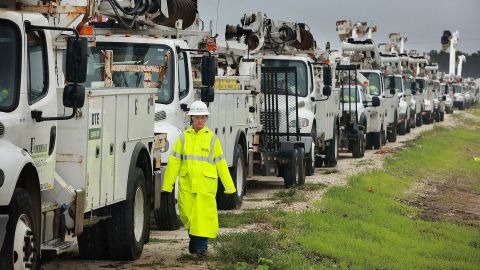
[{"left": 198, "top": 0, "right": 480, "bottom": 54}]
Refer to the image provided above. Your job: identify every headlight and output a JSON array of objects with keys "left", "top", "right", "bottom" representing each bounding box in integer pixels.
[{"left": 290, "top": 117, "right": 309, "bottom": 128}]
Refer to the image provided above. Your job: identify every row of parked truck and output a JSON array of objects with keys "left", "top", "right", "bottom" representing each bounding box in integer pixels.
[{"left": 0, "top": 1, "right": 478, "bottom": 268}]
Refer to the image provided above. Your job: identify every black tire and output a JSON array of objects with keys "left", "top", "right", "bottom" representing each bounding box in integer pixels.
[
  {"left": 352, "top": 130, "right": 364, "bottom": 158},
  {"left": 306, "top": 124, "right": 316, "bottom": 176},
  {"left": 108, "top": 167, "right": 150, "bottom": 260},
  {"left": 217, "top": 144, "right": 246, "bottom": 210},
  {"left": 406, "top": 120, "right": 411, "bottom": 133},
  {"left": 398, "top": 119, "right": 407, "bottom": 135},
  {"left": 387, "top": 122, "right": 397, "bottom": 143},
  {"left": 154, "top": 188, "right": 180, "bottom": 231},
  {"left": 381, "top": 126, "right": 387, "bottom": 146},
  {"left": 440, "top": 112, "right": 445, "bottom": 121},
  {"left": 416, "top": 113, "right": 423, "bottom": 127},
  {"left": 0, "top": 189, "right": 40, "bottom": 270},
  {"left": 314, "top": 156, "right": 323, "bottom": 168},
  {"left": 283, "top": 149, "right": 299, "bottom": 188},
  {"left": 296, "top": 147, "right": 306, "bottom": 186},
  {"left": 78, "top": 220, "right": 109, "bottom": 260},
  {"left": 370, "top": 131, "right": 381, "bottom": 150},
  {"left": 324, "top": 128, "right": 338, "bottom": 167},
  {"left": 409, "top": 112, "right": 416, "bottom": 128}
]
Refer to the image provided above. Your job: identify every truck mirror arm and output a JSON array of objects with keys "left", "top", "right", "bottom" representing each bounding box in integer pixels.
[{"left": 31, "top": 108, "right": 78, "bottom": 123}]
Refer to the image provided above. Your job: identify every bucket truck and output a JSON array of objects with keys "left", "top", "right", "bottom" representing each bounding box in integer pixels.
[
  {"left": 336, "top": 20, "right": 394, "bottom": 149},
  {"left": 0, "top": 0, "right": 176, "bottom": 267}
]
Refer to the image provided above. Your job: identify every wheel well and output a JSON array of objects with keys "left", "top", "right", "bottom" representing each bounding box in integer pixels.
[
  {"left": 235, "top": 131, "right": 248, "bottom": 167},
  {"left": 15, "top": 163, "right": 41, "bottom": 224},
  {"left": 136, "top": 148, "right": 153, "bottom": 203}
]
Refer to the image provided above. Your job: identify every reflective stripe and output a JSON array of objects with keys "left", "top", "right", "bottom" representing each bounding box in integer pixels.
[
  {"left": 171, "top": 151, "right": 183, "bottom": 159},
  {"left": 213, "top": 154, "right": 224, "bottom": 164},
  {"left": 183, "top": 155, "right": 211, "bottom": 163},
  {"left": 208, "top": 135, "right": 217, "bottom": 162}
]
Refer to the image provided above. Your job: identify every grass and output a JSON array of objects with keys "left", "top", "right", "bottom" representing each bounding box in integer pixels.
[
  {"left": 210, "top": 124, "right": 480, "bottom": 269},
  {"left": 271, "top": 188, "right": 307, "bottom": 204},
  {"left": 218, "top": 208, "right": 286, "bottom": 228}
]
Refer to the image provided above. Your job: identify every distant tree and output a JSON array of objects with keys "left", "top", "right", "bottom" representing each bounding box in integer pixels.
[{"left": 429, "top": 50, "right": 480, "bottom": 78}]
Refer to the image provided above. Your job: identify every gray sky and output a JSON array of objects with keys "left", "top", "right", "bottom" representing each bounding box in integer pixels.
[{"left": 198, "top": 0, "right": 480, "bottom": 54}]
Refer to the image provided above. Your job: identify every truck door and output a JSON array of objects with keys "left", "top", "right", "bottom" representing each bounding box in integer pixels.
[{"left": 25, "top": 26, "right": 57, "bottom": 191}]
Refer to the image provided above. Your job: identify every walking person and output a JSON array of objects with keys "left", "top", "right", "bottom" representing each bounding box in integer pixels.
[{"left": 162, "top": 101, "right": 236, "bottom": 256}]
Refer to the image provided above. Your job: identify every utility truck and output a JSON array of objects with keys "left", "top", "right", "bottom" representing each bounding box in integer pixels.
[
  {"left": 0, "top": 0, "right": 178, "bottom": 267},
  {"left": 336, "top": 20, "right": 392, "bottom": 150}
]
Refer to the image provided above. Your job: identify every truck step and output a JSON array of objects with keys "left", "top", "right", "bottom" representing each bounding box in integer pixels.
[{"left": 41, "top": 239, "right": 77, "bottom": 257}]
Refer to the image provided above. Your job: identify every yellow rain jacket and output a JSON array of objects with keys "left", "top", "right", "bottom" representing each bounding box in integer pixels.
[{"left": 162, "top": 125, "right": 236, "bottom": 238}]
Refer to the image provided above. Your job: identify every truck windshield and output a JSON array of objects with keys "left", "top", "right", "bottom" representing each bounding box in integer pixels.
[
  {"left": 454, "top": 85, "right": 463, "bottom": 93},
  {"left": 361, "top": 72, "right": 381, "bottom": 96},
  {"left": 261, "top": 60, "right": 308, "bottom": 97},
  {"left": 341, "top": 86, "right": 361, "bottom": 103},
  {"left": 0, "top": 22, "right": 19, "bottom": 112},
  {"left": 85, "top": 42, "right": 174, "bottom": 104}
]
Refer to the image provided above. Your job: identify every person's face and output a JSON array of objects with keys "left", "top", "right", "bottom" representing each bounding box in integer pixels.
[{"left": 192, "top": 115, "right": 208, "bottom": 130}]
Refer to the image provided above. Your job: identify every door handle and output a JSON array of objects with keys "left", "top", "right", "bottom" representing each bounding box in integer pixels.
[{"left": 135, "top": 99, "right": 138, "bottom": 115}]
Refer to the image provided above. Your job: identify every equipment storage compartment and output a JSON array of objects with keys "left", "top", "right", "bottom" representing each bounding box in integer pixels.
[{"left": 55, "top": 88, "right": 155, "bottom": 211}]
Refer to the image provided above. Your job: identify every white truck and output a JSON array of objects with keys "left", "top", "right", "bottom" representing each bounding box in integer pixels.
[
  {"left": 336, "top": 20, "right": 394, "bottom": 150},
  {"left": 0, "top": 0, "right": 167, "bottom": 267}
]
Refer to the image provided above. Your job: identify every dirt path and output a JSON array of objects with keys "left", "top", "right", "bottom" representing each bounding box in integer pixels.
[{"left": 42, "top": 113, "right": 458, "bottom": 270}]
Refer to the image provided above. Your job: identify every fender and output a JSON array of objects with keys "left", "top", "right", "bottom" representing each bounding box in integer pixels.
[
  {"left": 0, "top": 139, "right": 38, "bottom": 206},
  {"left": 232, "top": 129, "right": 247, "bottom": 167},
  {"left": 126, "top": 142, "right": 153, "bottom": 205}
]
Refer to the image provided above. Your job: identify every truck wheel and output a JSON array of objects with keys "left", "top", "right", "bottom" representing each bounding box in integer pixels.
[
  {"left": 440, "top": 112, "right": 445, "bottom": 121},
  {"left": 0, "top": 189, "right": 40, "bottom": 270},
  {"left": 283, "top": 149, "right": 299, "bottom": 188},
  {"left": 409, "top": 113, "right": 416, "bottom": 129},
  {"left": 352, "top": 130, "right": 364, "bottom": 158},
  {"left": 371, "top": 132, "right": 381, "bottom": 150},
  {"left": 416, "top": 113, "right": 423, "bottom": 127},
  {"left": 314, "top": 157, "right": 323, "bottom": 168},
  {"left": 78, "top": 220, "right": 109, "bottom": 260},
  {"left": 387, "top": 124, "right": 397, "bottom": 142},
  {"left": 296, "top": 147, "right": 306, "bottom": 186},
  {"left": 154, "top": 187, "right": 180, "bottom": 231},
  {"left": 381, "top": 126, "right": 387, "bottom": 146},
  {"left": 305, "top": 141, "right": 314, "bottom": 176},
  {"left": 324, "top": 128, "right": 338, "bottom": 167},
  {"left": 398, "top": 119, "right": 407, "bottom": 135},
  {"left": 108, "top": 167, "right": 149, "bottom": 260},
  {"left": 217, "top": 144, "right": 246, "bottom": 210}
]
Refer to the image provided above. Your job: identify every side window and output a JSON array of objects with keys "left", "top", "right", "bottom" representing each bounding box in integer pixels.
[
  {"left": 27, "top": 30, "right": 48, "bottom": 104},
  {"left": 178, "top": 52, "right": 189, "bottom": 100}
]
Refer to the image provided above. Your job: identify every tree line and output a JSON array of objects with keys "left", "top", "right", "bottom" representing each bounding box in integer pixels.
[{"left": 429, "top": 50, "right": 480, "bottom": 79}]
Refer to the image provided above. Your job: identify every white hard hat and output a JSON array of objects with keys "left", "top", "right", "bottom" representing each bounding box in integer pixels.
[{"left": 187, "top": 101, "right": 210, "bottom": 115}]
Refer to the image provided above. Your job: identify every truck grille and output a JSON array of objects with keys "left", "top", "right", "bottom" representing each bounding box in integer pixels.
[{"left": 155, "top": 111, "right": 167, "bottom": 121}]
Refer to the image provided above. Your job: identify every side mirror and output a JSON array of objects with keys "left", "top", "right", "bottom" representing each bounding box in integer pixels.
[
  {"left": 201, "top": 86, "right": 215, "bottom": 103},
  {"left": 65, "top": 37, "right": 88, "bottom": 84},
  {"left": 442, "top": 95, "right": 446, "bottom": 101},
  {"left": 323, "top": 85, "right": 332, "bottom": 96},
  {"left": 202, "top": 55, "right": 216, "bottom": 88},
  {"left": 372, "top": 96, "right": 381, "bottom": 107},
  {"left": 323, "top": 65, "right": 332, "bottom": 86},
  {"left": 389, "top": 76, "right": 396, "bottom": 95},
  {"left": 63, "top": 84, "right": 85, "bottom": 108}
]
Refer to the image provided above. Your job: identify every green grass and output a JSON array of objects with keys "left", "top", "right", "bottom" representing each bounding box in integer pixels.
[
  {"left": 211, "top": 125, "right": 480, "bottom": 270},
  {"left": 218, "top": 208, "right": 286, "bottom": 228},
  {"left": 271, "top": 188, "right": 307, "bottom": 204}
]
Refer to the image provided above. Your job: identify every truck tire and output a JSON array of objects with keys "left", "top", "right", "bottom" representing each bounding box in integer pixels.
[
  {"left": 387, "top": 114, "right": 397, "bottom": 142},
  {"left": 283, "top": 149, "right": 299, "bottom": 188},
  {"left": 0, "top": 189, "right": 40, "bottom": 270},
  {"left": 324, "top": 128, "right": 338, "bottom": 167},
  {"left": 409, "top": 113, "right": 416, "bottom": 129},
  {"left": 108, "top": 167, "right": 149, "bottom": 260},
  {"left": 154, "top": 187, "right": 181, "bottom": 231},
  {"left": 306, "top": 124, "right": 316, "bottom": 176},
  {"left": 381, "top": 126, "right": 387, "bottom": 146},
  {"left": 440, "top": 112, "right": 445, "bottom": 121},
  {"left": 416, "top": 113, "right": 423, "bottom": 127},
  {"left": 78, "top": 220, "right": 109, "bottom": 260},
  {"left": 296, "top": 147, "right": 306, "bottom": 186},
  {"left": 369, "top": 132, "right": 381, "bottom": 150},
  {"left": 217, "top": 144, "right": 246, "bottom": 210},
  {"left": 352, "top": 130, "right": 365, "bottom": 158},
  {"left": 398, "top": 119, "right": 407, "bottom": 135}
]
